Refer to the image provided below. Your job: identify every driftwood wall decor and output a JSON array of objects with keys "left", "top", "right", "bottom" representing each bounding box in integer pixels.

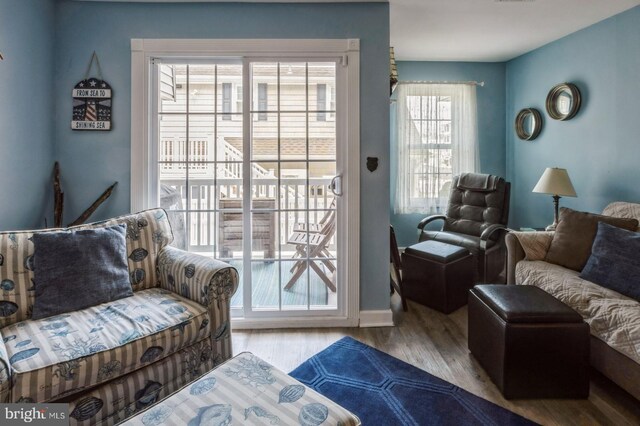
[
  {"left": 53, "top": 163, "right": 64, "bottom": 227},
  {"left": 68, "top": 182, "right": 118, "bottom": 227},
  {"left": 51, "top": 162, "right": 117, "bottom": 228}
]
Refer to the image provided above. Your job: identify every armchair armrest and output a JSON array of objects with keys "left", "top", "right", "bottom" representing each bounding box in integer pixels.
[
  {"left": 480, "top": 224, "right": 510, "bottom": 249},
  {"left": 157, "top": 246, "right": 239, "bottom": 362},
  {"left": 157, "top": 245, "right": 239, "bottom": 308},
  {"left": 505, "top": 233, "right": 525, "bottom": 285},
  {"left": 480, "top": 224, "right": 510, "bottom": 241},
  {"left": 505, "top": 231, "right": 554, "bottom": 284},
  {"left": 0, "top": 332, "right": 11, "bottom": 403},
  {"left": 417, "top": 215, "right": 447, "bottom": 231}
]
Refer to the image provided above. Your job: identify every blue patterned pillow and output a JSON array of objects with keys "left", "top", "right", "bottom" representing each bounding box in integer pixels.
[
  {"left": 32, "top": 224, "right": 133, "bottom": 319},
  {"left": 580, "top": 222, "right": 640, "bottom": 301}
]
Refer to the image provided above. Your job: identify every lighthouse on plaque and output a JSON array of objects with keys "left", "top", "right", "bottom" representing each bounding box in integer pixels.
[{"left": 72, "top": 78, "right": 112, "bottom": 131}]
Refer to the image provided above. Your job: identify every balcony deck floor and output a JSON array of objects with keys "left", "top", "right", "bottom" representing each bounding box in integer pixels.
[{"left": 204, "top": 259, "right": 335, "bottom": 309}]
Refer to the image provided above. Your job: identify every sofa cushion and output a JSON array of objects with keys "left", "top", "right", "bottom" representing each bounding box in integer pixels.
[
  {"left": 544, "top": 207, "right": 638, "bottom": 272},
  {"left": 580, "top": 223, "right": 640, "bottom": 301},
  {"left": 1, "top": 288, "right": 211, "bottom": 402},
  {"left": 32, "top": 225, "right": 133, "bottom": 320},
  {"left": 515, "top": 260, "right": 640, "bottom": 365},
  {"left": 70, "top": 209, "right": 174, "bottom": 292}
]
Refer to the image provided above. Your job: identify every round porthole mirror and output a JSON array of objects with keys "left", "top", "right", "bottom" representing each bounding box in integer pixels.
[
  {"left": 515, "top": 108, "right": 542, "bottom": 141},
  {"left": 546, "top": 83, "right": 581, "bottom": 120}
]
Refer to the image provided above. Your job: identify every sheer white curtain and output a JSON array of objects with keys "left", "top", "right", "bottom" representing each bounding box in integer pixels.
[{"left": 394, "top": 83, "right": 479, "bottom": 214}]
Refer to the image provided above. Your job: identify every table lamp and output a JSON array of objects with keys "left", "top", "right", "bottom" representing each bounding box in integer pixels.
[{"left": 532, "top": 167, "right": 577, "bottom": 231}]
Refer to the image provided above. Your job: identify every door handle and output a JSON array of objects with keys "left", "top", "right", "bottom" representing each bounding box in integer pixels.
[{"left": 329, "top": 175, "right": 343, "bottom": 197}]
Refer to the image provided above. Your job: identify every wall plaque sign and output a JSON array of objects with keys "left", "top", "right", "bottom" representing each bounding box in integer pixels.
[{"left": 71, "top": 52, "right": 112, "bottom": 131}]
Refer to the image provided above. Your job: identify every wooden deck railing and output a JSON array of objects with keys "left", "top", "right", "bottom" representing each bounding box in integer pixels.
[{"left": 160, "top": 177, "right": 334, "bottom": 253}]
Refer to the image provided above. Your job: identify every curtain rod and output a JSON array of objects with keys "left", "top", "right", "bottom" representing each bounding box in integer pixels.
[{"left": 398, "top": 80, "right": 485, "bottom": 87}]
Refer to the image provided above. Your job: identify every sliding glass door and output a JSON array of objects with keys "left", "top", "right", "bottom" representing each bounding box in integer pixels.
[{"left": 154, "top": 59, "right": 342, "bottom": 320}]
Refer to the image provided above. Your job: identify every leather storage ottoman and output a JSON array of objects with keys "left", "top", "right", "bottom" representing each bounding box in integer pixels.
[
  {"left": 401, "top": 240, "right": 473, "bottom": 314},
  {"left": 468, "top": 285, "right": 590, "bottom": 399}
]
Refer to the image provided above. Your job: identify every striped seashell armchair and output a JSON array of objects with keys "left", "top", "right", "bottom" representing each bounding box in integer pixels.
[{"left": 0, "top": 208, "right": 238, "bottom": 425}]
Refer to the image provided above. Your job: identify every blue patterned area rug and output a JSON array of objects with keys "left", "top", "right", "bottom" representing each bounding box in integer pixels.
[{"left": 289, "top": 337, "right": 537, "bottom": 426}]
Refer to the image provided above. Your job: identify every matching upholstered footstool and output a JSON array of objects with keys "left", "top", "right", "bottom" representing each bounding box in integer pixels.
[
  {"left": 468, "top": 285, "right": 590, "bottom": 399},
  {"left": 123, "top": 352, "right": 360, "bottom": 425},
  {"left": 401, "top": 240, "right": 474, "bottom": 313}
]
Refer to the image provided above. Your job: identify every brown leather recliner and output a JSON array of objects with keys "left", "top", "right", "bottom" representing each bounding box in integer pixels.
[{"left": 417, "top": 173, "right": 510, "bottom": 282}]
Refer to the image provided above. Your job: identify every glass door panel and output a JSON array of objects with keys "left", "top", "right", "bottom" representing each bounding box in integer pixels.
[
  {"left": 156, "top": 63, "right": 245, "bottom": 310},
  {"left": 249, "top": 61, "right": 338, "bottom": 313}
]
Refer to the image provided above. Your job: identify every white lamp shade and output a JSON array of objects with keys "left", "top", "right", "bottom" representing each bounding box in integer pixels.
[{"left": 532, "top": 167, "right": 577, "bottom": 197}]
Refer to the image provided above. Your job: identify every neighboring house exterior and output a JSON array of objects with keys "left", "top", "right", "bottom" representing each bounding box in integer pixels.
[{"left": 157, "top": 64, "right": 337, "bottom": 254}]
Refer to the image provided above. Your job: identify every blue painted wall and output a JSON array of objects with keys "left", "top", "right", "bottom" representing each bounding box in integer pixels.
[
  {"left": 390, "top": 61, "right": 506, "bottom": 246},
  {"left": 53, "top": 1, "right": 390, "bottom": 311},
  {"left": 506, "top": 6, "right": 640, "bottom": 229},
  {"left": 0, "top": 0, "right": 55, "bottom": 230}
]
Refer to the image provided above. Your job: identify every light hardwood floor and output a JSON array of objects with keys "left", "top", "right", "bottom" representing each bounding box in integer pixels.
[{"left": 232, "top": 294, "right": 640, "bottom": 425}]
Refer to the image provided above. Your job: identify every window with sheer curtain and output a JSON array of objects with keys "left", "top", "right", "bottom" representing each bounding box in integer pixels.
[{"left": 394, "top": 83, "right": 479, "bottom": 214}]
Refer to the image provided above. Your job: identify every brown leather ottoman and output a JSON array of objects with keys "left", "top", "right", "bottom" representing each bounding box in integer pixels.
[
  {"left": 401, "top": 240, "right": 473, "bottom": 314},
  {"left": 468, "top": 285, "right": 590, "bottom": 399}
]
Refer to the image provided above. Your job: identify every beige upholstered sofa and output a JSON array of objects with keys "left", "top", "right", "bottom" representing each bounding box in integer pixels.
[
  {"left": 0, "top": 209, "right": 238, "bottom": 425},
  {"left": 505, "top": 202, "right": 640, "bottom": 400}
]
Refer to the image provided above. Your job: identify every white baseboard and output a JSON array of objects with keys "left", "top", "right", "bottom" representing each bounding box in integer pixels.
[
  {"left": 359, "top": 309, "right": 394, "bottom": 327},
  {"left": 232, "top": 315, "right": 358, "bottom": 330},
  {"left": 230, "top": 310, "right": 394, "bottom": 329}
]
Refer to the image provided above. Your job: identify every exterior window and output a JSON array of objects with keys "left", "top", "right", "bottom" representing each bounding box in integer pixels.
[
  {"left": 236, "top": 85, "right": 243, "bottom": 113},
  {"left": 329, "top": 84, "right": 336, "bottom": 120},
  {"left": 394, "top": 84, "right": 478, "bottom": 214},
  {"left": 258, "top": 83, "right": 267, "bottom": 121},
  {"left": 222, "top": 82, "right": 232, "bottom": 120},
  {"left": 317, "top": 83, "right": 327, "bottom": 121},
  {"left": 159, "top": 65, "right": 176, "bottom": 101},
  {"left": 409, "top": 95, "right": 452, "bottom": 206}
]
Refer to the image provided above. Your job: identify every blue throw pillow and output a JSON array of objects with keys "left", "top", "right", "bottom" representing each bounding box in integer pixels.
[
  {"left": 580, "top": 222, "right": 640, "bottom": 301},
  {"left": 32, "top": 224, "right": 133, "bottom": 320}
]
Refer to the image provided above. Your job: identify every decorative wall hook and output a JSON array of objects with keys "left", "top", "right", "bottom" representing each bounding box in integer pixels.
[{"left": 366, "top": 157, "right": 379, "bottom": 172}]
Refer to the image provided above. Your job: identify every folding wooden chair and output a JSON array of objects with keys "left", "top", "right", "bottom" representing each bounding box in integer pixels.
[
  {"left": 293, "top": 199, "right": 336, "bottom": 233},
  {"left": 285, "top": 209, "right": 337, "bottom": 292}
]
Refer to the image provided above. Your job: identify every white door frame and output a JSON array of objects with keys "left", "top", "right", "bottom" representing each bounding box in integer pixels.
[{"left": 131, "top": 39, "right": 360, "bottom": 328}]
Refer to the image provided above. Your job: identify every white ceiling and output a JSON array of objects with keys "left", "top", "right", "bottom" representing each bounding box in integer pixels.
[{"left": 391, "top": 0, "right": 640, "bottom": 62}]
